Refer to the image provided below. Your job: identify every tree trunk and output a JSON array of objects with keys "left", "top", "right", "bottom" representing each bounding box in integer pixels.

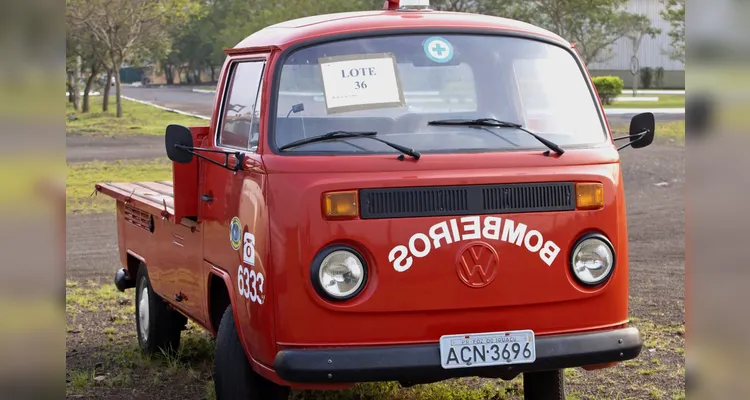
[
  {"left": 102, "top": 69, "right": 112, "bottom": 112},
  {"left": 209, "top": 65, "right": 215, "bottom": 81},
  {"left": 114, "top": 66, "right": 123, "bottom": 118},
  {"left": 67, "top": 82, "right": 74, "bottom": 104},
  {"left": 67, "top": 71, "right": 81, "bottom": 111},
  {"left": 82, "top": 63, "right": 100, "bottom": 113},
  {"left": 164, "top": 63, "right": 174, "bottom": 85},
  {"left": 194, "top": 70, "right": 201, "bottom": 84}
]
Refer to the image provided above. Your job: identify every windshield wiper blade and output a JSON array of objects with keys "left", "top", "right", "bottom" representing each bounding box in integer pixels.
[
  {"left": 278, "top": 130, "right": 421, "bottom": 160},
  {"left": 428, "top": 118, "right": 565, "bottom": 156}
]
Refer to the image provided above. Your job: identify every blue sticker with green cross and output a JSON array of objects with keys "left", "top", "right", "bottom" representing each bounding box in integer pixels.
[{"left": 423, "top": 37, "right": 454, "bottom": 63}]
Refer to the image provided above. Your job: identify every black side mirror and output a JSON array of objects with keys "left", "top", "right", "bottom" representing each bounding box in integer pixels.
[
  {"left": 165, "top": 124, "right": 194, "bottom": 164},
  {"left": 164, "top": 124, "right": 245, "bottom": 172},
  {"left": 629, "top": 112, "right": 655, "bottom": 149},
  {"left": 613, "top": 112, "right": 655, "bottom": 150}
]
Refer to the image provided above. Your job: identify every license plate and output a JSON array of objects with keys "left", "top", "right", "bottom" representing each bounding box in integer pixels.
[{"left": 439, "top": 330, "right": 536, "bottom": 369}]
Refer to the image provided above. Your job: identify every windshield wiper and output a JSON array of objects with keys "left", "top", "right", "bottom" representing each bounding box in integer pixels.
[
  {"left": 428, "top": 118, "right": 565, "bottom": 156},
  {"left": 278, "top": 130, "right": 421, "bottom": 160}
]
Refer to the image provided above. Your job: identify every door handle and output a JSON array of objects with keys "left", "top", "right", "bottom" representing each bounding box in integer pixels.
[{"left": 200, "top": 194, "right": 214, "bottom": 202}]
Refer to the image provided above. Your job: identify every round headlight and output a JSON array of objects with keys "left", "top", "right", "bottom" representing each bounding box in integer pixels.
[
  {"left": 570, "top": 235, "right": 615, "bottom": 286},
  {"left": 316, "top": 249, "right": 366, "bottom": 300}
]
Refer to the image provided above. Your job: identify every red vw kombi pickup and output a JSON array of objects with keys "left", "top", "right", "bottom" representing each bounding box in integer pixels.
[{"left": 95, "top": 1, "right": 653, "bottom": 399}]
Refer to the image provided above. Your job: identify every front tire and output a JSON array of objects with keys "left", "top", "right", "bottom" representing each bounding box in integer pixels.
[
  {"left": 134, "top": 263, "right": 187, "bottom": 356},
  {"left": 214, "top": 305, "right": 290, "bottom": 400},
  {"left": 523, "top": 369, "right": 565, "bottom": 400}
]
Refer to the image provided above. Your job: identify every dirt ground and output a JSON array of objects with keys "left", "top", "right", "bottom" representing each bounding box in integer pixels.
[{"left": 66, "top": 106, "right": 685, "bottom": 399}]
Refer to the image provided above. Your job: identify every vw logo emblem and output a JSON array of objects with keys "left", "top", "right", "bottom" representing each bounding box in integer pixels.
[{"left": 455, "top": 242, "right": 499, "bottom": 288}]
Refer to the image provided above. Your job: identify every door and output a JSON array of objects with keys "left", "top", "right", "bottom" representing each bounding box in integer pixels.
[{"left": 199, "top": 57, "right": 277, "bottom": 365}]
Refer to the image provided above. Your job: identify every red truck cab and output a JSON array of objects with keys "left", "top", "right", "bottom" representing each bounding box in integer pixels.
[{"left": 96, "top": 1, "right": 654, "bottom": 399}]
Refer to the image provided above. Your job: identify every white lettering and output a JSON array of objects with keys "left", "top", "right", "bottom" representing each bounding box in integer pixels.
[
  {"left": 483, "top": 217, "right": 502, "bottom": 240},
  {"left": 389, "top": 245, "right": 413, "bottom": 272},
  {"left": 539, "top": 241, "right": 561, "bottom": 266},
  {"left": 386, "top": 215, "right": 562, "bottom": 272},
  {"left": 409, "top": 233, "right": 431, "bottom": 258},
  {"left": 501, "top": 219, "right": 527, "bottom": 246},
  {"left": 428, "top": 221, "right": 453, "bottom": 249},
  {"left": 449, "top": 219, "right": 461, "bottom": 242},
  {"left": 460, "top": 216, "right": 481, "bottom": 240},
  {"left": 524, "top": 230, "right": 544, "bottom": 253},
  {"left": 237, "top": 265, "right": 264, "bottom": 304},
  {"left": 243, "top": 232, "right": 255, "bottom": 266}
]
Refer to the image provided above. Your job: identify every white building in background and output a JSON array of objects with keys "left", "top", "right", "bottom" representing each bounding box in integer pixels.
[{"left": 587, "top": 0, "right": 685, "bottom": 89}]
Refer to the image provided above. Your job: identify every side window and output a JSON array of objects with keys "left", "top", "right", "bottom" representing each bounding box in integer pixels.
[{"left": 219, "top": 60, "right": 266, "bottom": 150}]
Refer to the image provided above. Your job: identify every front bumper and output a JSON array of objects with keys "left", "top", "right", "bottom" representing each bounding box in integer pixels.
[{"left": 274, "top": 327, "right": 642, "bottom": 384}]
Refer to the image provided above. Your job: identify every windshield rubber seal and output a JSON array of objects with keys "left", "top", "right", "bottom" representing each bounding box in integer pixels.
[{"left": 265, "top": 27, "right": 610, "bottom": 157}]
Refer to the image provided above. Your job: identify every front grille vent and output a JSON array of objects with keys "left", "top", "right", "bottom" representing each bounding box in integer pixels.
[{"left": 359, "top": 182, "right": 574, "bottom": 219}]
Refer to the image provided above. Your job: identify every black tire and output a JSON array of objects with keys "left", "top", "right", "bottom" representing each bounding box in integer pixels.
[
  {"left": 214, "top": 305, "right": 290, "bottom": 400},
  {"left": 134, "top": 263, "right": 187, "bottom": 356},
  {"left": 523, "top": 369, "right": 565, "bottom": 400}
]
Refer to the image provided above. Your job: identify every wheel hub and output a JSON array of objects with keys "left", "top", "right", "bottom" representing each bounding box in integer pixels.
[{"left": 139, "top": 284, "right": 150, "bottom": 341}]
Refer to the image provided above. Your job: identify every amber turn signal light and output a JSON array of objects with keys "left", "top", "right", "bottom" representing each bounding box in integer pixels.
[
  {"left": 575, "top": 183, "right": 604, "bottom": 210},
  {"left": 323, "top": 191, "right": 359, "bottom": 219}
]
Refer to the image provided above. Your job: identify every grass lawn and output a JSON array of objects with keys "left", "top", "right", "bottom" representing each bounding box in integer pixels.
[
  {"left": 66, "top": 96, "right": 207, "bottom": 136},
  {"left": 610, "top": 121, "right": 685, "bottom": 145},
  {"left": 607, "top": 94, "right": 685, "bottom": 109},
  {"left": 67, "top": 158, "right": 173, "bottom": 215},
  {"left": 655, "top": 121, "right": 686, "bottom": 139},
  {"left": 65, "top": 281, "right": 684, "bottom": 400}
]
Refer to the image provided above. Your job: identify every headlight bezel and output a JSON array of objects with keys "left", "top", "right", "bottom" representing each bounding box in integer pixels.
[
  {"left": 310, "top": 245, "right": 369, "bottom": 302},
  {"left": 569, "top": 233, "right": 616, "bottom": 287}
]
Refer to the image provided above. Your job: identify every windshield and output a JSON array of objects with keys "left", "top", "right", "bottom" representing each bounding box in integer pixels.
[{"left": 273, "top": 34, "right": 607, "bottom": 155}]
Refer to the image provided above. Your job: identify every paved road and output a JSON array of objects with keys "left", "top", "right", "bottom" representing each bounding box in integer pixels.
[
  {"left": 67, "top": 133, "right": 165, "bottom": 163},
  {"left": 123, "top": 86, "right": 215, "bottom": 117},
  {"left": 122, "top": 86, "right": 685, "bottom": 126}
]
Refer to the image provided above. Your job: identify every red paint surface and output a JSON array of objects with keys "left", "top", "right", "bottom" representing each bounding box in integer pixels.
[
  {"left": 95, "top": 8, "right": 634, "bottom": 387},
  {"left": 172, "top": 127, "right": 208, "bottom": 221}
]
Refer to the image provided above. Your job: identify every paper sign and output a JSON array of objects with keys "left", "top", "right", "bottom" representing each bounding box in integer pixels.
[{"left": 318, "top": 53, "right": 405, "bottom": 114}]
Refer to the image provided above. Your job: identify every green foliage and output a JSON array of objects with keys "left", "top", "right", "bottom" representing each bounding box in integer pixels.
[
  {"left": 659, "top": 0, "right": 685, "bottom": 64},
  {"left": 290, "top": 378, "right": 518, "bottom": 400},
  {"left": 592, "top": 76, "right": 624, "bottom": 105},
  {"left": 66, "top": 0, "right": 665, "bottom": 86},
  {"left": 434, "top": 0, "right": 660, "bottom": 66},
  {"left": 66, "top": 158, "right": 173, "bottom": 214},
  {"left": 640, "top": 67, "right": 653, "bottom": 89},
  {"left": 654, "top": 67, "right": 665, "bottom": 89},
  {"left": 66, "top": 96, "right": 207, "bottom": 137}
]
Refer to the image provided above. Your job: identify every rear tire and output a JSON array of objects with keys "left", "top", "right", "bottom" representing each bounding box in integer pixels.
[
  {"left": 214, "top": 305, "right": 290, "bottom": 400},
  {"left": 523, "top": 369, "right": 565, "bottom": 400},
  {"left": 134, "top": 263, "right": 187, "bottom": 356}
]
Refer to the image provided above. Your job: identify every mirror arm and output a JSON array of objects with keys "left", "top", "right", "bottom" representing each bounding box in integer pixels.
[
  {"left": 616, "top": 141, "right": 634, "bottom": 151},
  {"left": 613, "top": 129, "right": 649, "bottom": 141},
  {"left": 174, "top": 144, "right": 244, "bottom": 172},
  {"left": 614, "top": 129, "right": 650, "bottom": 152}
]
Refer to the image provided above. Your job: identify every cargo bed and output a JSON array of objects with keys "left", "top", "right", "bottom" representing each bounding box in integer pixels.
[{"left": 95, "top": 181, "right": 177, "bottom": 221}]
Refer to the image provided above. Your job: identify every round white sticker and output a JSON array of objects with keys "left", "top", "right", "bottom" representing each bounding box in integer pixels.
[{"left": 424, "top": 37, "right": 454, "bottom": 63}]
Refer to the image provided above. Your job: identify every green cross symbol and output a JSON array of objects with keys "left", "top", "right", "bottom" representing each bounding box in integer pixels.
[{"left": 431, "top": 42, "right": 447, "bottom": 57}]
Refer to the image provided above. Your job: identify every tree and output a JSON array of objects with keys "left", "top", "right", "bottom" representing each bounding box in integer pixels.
[
  {"left": 659, "top": 0, "right": 685, "bottom": 64},
  {"left": 514, "top": 0, "right": 660, "bottom": 66},
  {"left": 67, "top": 3, "right": 109, "bottom": 112},
  {"left": 67, "top": 0, "right": 202, "bottom": 117},
  {"left": 430, "top": 0, "right": 527, "bottom": 17},
  {"left": 65, "top": 23, "right": 82, "bottom": 112}
]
